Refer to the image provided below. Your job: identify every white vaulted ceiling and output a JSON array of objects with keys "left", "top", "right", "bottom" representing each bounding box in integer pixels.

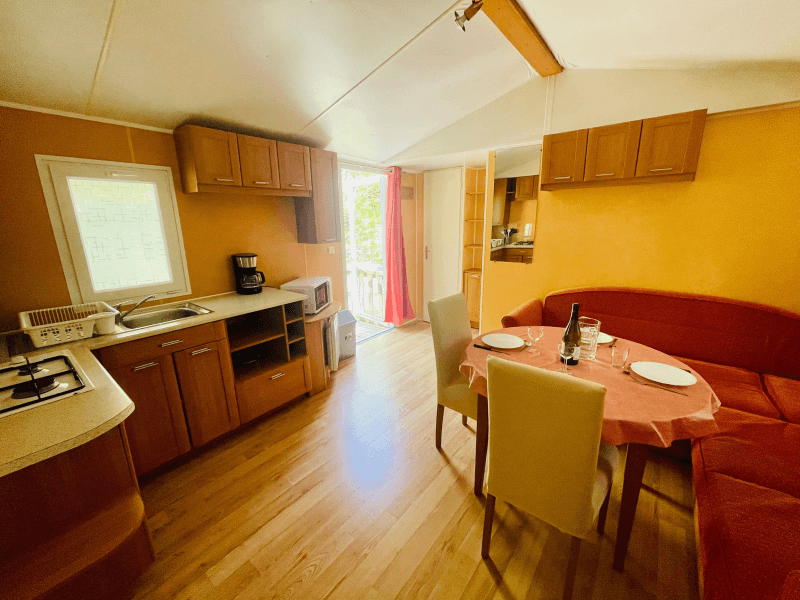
[
  {"left": 0, "top": 0, "right": 532, "bottom": 162},
  {"left": 1, "top": 0, "right": 798, "bottom": 165},
  {"left": 516, "top": 0, "right": 800, "bottom": 69}
]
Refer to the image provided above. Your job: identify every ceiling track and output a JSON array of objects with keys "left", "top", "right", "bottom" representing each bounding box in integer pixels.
[
  {"left": 85, "top": 0, "right": 124, "bottom": 116},
  {"left": 298, "top": 0, "right": 468, "bottom": 136}
]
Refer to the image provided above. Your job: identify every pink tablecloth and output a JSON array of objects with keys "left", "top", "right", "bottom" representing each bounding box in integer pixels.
[{"left": 460, "top": 326, "right": 721, "bottom": 447}]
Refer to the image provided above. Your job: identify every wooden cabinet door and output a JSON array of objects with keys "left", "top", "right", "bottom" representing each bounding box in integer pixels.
[
  {"left": 186, "top": 126, "right": 242, "bottom": 186},
  {"left": 108, "top": 355, "right": 190, "bottom": 475},
  {"left": 584, "top": 121, "right": 642, "bottom": 181},
  {"left": 541, "top": 130, "right": 588, "bottom": 185},
  {"left": 235, "top": 357, "right": 310, "bottom": 423},
  {"left": 492, "top": 178, "right": 507, "bottom": 226},
  {"left": 238, "top": 134, "right": 279, "bottom": 189},
  {"left": 464, "top": 271, "right": 481, "bottom": 326},
  {"left": 635, "top": 110, "right": 707, "bottom": 177},
  {"left": 173, "top": 340, "right": 240, "bottom": 447},
  {"left": 296, "top": 148, "right": 339, "bottom": 243},
  {"left": 515, "top": 176, "right": 536, "bottom": 199},
  {"left": 277, "top": 142, "right": 312, "bottom": 192}
]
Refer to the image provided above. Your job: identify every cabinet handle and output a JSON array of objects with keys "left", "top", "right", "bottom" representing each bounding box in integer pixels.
[
  {"left": 596, "top": 173, "right": 615, "bottom": 177},
  {"left": 254, "top": 181, "right": 270, "bottom": 185},
  {"left": 325, "top": 237, "right": 336, "bottom": 242},
  {"left": 553, "top": 176, "right": 571, "bottom": 180},
  {"left": 133, "top": 361, "right": 159, "bottom": 371},
  {"left": 290, "top": 184, "right": 304, "bottom": 187},
  {"left": 190, "top": 347, "right": 212, "bottom": 356},
  {"left": 270, "top": 372, "right": 285, "bottom": 380},
  {"left": 215, "top": 178, "right": 234, "bottom": 182},
  {"left": 650, "top": 167, "right": 673, "bottom": 172},
  {"left": 160, "top": 339, "right": 183, "bottom": 347}
]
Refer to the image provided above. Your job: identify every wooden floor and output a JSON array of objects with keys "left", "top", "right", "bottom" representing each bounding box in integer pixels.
[{"left": 132, "top": 321, "right": 699, "bottom": 600}]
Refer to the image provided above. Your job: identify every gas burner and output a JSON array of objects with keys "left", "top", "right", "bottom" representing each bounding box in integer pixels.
[
  {"left": 11, "top": 376, "right": 60, "bottom": 399},
  {"left": 17, "top": 364, "right": 44, "bottom": 376}
]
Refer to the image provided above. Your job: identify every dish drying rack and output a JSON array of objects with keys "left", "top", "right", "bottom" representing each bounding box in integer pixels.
[{"left": 19, "top": 302, "right": 118, "bottom": 348}]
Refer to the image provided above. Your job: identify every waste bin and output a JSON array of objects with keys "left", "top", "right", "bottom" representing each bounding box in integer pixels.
[{"left": 338, "top": 309, "right": 356, "bottom": 359}]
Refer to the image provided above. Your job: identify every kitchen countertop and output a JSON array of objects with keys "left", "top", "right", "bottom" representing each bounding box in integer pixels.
[
  {"left": 0, "top": 288, "right": 308, "bottom": 477},
  {"left": 491, "top": 244, "right": 534, "bottom": 252}
]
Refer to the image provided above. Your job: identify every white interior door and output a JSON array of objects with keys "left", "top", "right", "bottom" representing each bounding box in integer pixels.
[{"left": 422, "top": 167, "right": 463, "bottom": 322}]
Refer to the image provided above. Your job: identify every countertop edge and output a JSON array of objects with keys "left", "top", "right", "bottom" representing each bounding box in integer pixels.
[{"left": 0, "top": 401, "right": 134, "bottom": 477}]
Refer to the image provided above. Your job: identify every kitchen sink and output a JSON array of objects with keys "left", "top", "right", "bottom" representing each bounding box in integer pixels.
[{"left": 119, "top": 302, "right": 212, "bottom": 330}]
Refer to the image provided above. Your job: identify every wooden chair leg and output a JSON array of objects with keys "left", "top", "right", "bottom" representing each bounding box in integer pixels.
[
  {"left": 462, "top": 415, "right": 468, "bottom": 426},
  {"left": 435, "top": 405, "right": 445, "bottom": 450},
  {"left": 481, "top": 494, "right": 496, "bottom": 559},
  {"left": 597, "top": 488, "right": 611, "bottom": 535},
  {"left": 474, "top": 394, "right": 488, "bottom": 496},
  {"left": 563, "top": 535, "right": 582, "bottom": 600}
]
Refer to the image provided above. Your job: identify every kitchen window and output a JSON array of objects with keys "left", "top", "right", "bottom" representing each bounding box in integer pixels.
[{"left": 35, "top": 156, "right": 191, "bottom": 305}]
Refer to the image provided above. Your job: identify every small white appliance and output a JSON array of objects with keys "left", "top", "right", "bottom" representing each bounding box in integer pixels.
[
  {"left": 0, "top": 349, "right": 94, "bottom": 418},
  {"left": 491, "top": 238, "right": 504, "bottom": 248},
  {"left": 280, "top": 276, "right": 332, "bottom": 315}
]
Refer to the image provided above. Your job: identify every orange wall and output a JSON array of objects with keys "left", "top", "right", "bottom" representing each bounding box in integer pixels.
[
  {"left": 480, "top": 104, "right": 800, "bottom": 331},
  {"left": 0, "top": 106, "right": 344, "bottom": 329}
]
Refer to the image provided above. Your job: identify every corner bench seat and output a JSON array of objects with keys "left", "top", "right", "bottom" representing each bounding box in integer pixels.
[{"left": 504, "top": 287, "right": 800, "bottom": 600}]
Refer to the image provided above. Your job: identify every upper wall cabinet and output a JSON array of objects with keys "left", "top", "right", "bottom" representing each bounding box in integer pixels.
[
  {"left": 277, "top": 142, "right": 312, "bottom": 192},
  {"left": 238, "top": 134, "right": 280, "bottom": 189},
  {"left": 584, "top": 121, "right": 642, "bottom": 181},
  {"left": 296, "top": 149, "right": 339, "bottom": 243},
  {"left": 515, "top": 175, "right": 537, "bottom": 199},
  {"left": 635, "top": 110, "right": 707, "bottom": 178},
  {"left": 541, "top": 109, "right": 707, "bottom": 191},
  {"left": 541, "top": 129, "right": 588, "bottom": 185},
  {"left": 175, "top": 125, "right": 242, "bottom": 188}
]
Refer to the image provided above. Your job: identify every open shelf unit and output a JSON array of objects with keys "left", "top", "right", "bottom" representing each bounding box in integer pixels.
[
  {"left": 462, "top": 166, "right": 486, "bottom": 329},
  {"left": 226, "top": 300, "right": 307, "bottom": 379}
]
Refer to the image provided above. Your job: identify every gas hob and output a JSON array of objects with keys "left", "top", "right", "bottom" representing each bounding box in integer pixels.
[{"left": 0, "top": 349, "right": 94, "bottom": 417}]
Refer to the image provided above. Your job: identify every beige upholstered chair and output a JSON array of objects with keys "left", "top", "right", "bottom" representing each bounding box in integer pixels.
[
  {"left": 427, "top": 294, "right": 478, "bottom": 450},
  {"left": 482, "top": 357, "right": 620, "bottom": 600}
]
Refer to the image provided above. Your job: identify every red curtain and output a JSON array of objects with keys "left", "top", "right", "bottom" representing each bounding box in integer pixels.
[{"left": 384, "top": 166, "right": 415, "bottom": 326}]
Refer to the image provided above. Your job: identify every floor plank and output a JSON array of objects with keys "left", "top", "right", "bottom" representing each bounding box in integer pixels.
[{"left": 132, "top": 321, "right": 700, "bottom": 600}]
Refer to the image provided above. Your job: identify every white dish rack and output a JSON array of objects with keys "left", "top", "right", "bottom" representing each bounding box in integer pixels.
[{"left": 19, "top": 302, "right": 118, "bottom": 348}]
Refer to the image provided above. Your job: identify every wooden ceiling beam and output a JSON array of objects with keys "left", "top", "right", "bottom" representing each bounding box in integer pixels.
[{"left": 481, "top": 0, "right": 563, "bottom": 77}]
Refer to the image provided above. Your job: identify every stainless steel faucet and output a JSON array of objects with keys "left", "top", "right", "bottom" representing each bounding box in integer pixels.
[{"left": 115, "top": 294, "right": 157, "bottom": 322}]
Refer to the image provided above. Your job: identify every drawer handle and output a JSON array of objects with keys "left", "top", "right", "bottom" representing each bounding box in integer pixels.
[
  {"left": 325, "top": 237, "right": 336, "bottom": 242},
  {"left": 596, "top": 173, "right": 615, "bottom": 177},
  {"left": 290, "top": 183, "right": 304, "bottom": 187},
  {"left": 215, "top": 178, "right": 234, "bottom": 182},
  {"left": 254, "top": 181, "right": 270, "bottom": 185},
  {"left": 191, "top": 347, "right": 212, "bottom": 356},
  {"left": 160, "top": 339, "right": 183, "bottom": 347},
  {"left": 270, "top": 372, "right": 285, "bottom": 380},
  {"left": 553, "top": 176, "right": 571, "bottom": 180},
  {"left": 650, "top": 167, "right": 673, "bottom": 172},
  {"left": 133, "top": 361, "right": 159, "bottom": 371}
]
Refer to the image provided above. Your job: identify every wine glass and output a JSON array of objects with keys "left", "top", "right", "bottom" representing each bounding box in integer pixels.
[
  {"left": 527, "top": 326, "right": 544, "bottom": 354},
  {"left": 558, "top": 341, "right": 577, "bottom": 375}
]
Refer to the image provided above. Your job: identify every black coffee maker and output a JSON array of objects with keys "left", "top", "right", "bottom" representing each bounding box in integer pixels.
[{"left": 232, "top": 253, "right": 266, "bottom": 295}]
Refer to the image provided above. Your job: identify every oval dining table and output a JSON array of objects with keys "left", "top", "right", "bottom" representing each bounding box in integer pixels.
[{"left": 459, "top": 326, "right": 721, "bottom": 572}]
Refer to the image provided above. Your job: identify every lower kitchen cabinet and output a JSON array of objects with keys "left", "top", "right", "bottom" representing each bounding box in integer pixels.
[
  {"left": 173, "top": 339, "right": 240, "bottom": 447},
  {"left": 108, "top": 355, "right": 191, "bottom": 475},
  {"left": 234, "top": 357, "right": 311, "bottom": 423}
]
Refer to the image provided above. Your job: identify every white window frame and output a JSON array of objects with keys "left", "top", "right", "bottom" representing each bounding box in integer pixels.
[{"left": 35, "top": 155, "right": 191, "bottom": 305}]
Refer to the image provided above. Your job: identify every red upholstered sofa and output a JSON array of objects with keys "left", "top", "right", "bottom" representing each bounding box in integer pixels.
[{"left": 502, "top": 287, "right": 800, "bottom": 600}]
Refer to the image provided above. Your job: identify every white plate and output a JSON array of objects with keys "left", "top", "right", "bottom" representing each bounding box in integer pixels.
[
  {"left": 630, "top": 362, "right": 698, "bottom": 386},
  {"left": 482, "top": 333, "right": 525, "bottom": 350},
  {"left": 597, "top": 332, "right": 614, "bottom": 344}
]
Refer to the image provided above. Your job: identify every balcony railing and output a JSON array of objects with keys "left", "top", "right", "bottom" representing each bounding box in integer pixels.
[{"left": 346, "top": 262, "right": 385, "bottom": 324}]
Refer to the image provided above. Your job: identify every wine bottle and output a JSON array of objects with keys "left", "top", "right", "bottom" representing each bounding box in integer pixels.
[{"left": 560, "top": 303, "right": 582, "bottom": 365}]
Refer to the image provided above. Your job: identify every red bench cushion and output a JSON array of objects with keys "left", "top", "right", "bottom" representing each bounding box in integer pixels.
[
  {"left": 677, "top": 358, "right": 782, "bottom": 419},
  {"left": 694, "top": 470, "right": 800, "bottom": 600},
  {"left": 695, "top": 407, "right": 800, "bottom": 498},
  {"left": 764, "top": 375, "right": 800, "bottom": 424}
]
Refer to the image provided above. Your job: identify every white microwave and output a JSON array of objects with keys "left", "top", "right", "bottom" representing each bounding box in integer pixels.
[{"left": 280, "top": 277, "right": 332, "bottom": 314}]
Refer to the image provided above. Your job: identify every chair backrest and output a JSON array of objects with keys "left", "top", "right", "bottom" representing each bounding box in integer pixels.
[
  {"left": 428, "top": 294, "right": 474, "bottom": 387},
  {"left": 486, "top": 356, "right": 606, "bottom": 538}
]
